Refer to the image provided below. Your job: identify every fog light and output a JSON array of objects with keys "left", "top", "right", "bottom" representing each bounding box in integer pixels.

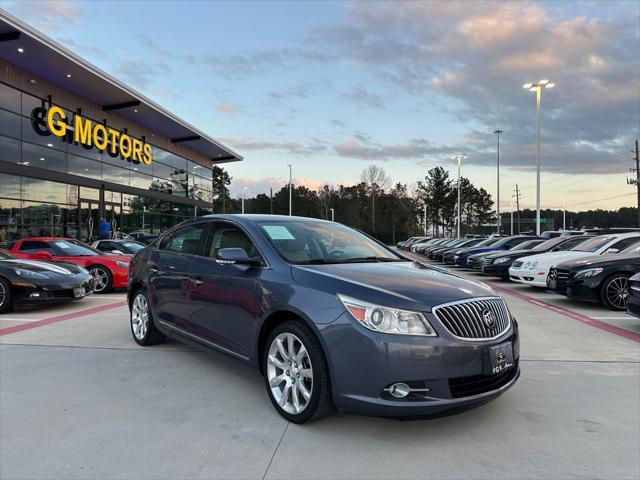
[
  {"left": 389, "top": 383, "right": 411, "bottom": 398},
  {"left": 29, "top": 292, "right": 41, "bottom": 298}
]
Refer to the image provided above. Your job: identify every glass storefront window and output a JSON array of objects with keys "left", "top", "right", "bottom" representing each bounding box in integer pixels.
[
  {"left": 21, "top": 177, "right": 72, "bottom": 204},
  {"left": 130, "top": 170, "right": 153, "bottom": 190},
  {"left": 21, "top": 91, "right": 42, "bottom": 116},
  {"left": 21, "top": 141, "right": 67, "bottom": 172},
  {"left": 21, "top": 117, "right": 67, "bottom": 152},
  {"left": 103, "top": 163, "right": 130, "bottom": 185},
  {"left": 152, "top": 160, "right": 173, "bottom": 180},
  {"left": 80, "top": 187, "right": 100, "bottom": 201},
  {"left": 68, "top": 154, "right": 102, "bottom": 180},
  {"left": 0, "top": 135, "right": 21, "bottom": 164},
  {"left": 67, "top": 138, "right": 103, "bottom": 161},
  {"left": 0, "top": 109, "right": 21, "bottom": 139},
  {"left": 0, "top": 83, "right": 21, "bottom": 113},
  {"left": 0, "top": 173, "right": 21, "bottom": 199}
]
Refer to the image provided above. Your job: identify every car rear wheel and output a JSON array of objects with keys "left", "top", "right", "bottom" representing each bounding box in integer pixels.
[
  {"left": 0, "top": 277, "right": 13, "bottom": 314},
  {"left": 264, "top": 321, "right": 334, "bottom": 423},
  {"left": 130, "top": 289, "right": 165, "bottom": 346},
  {"left": 89, "top": 266, "right": 113, "bottom": 294},
  {"left": 600, "top": 273, "right": 630, "bottom": 311}
]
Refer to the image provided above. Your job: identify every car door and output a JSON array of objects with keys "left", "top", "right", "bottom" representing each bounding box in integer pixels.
[
  {"left": 187, "top": 221, "right": 263, "bottom": 361},
  {"left": 14, "top": 240, "right": 57, "bottom": 260},
  {"left": 148, "top": 223, "right": 206, "bottom": 330}
]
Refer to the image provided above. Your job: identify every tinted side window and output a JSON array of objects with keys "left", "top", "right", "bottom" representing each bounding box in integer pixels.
[
  {"left": 610, "top": 237, "right": 640, "bottom": 252},
  {"left": 205, "top": 223, "right": 257, "bottom": 258},
  {"left": 19, "top": 241, "right": 53, "bottom": 253},
  {"left": 160, "top": 225, "right": 204, "bottom": 255}
]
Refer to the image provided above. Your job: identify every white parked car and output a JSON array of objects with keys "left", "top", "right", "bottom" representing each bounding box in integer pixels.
[{"left": 508, "top": 232, "right": 640, "bottom": 288}]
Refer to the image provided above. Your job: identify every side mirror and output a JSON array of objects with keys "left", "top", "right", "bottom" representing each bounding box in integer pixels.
[
  {"left": 35, "top": 250, "right": 53, "bottom": 260},
  {"left": 605, "top": 248, "right": 619, "bottom": 254},
  {"left": 111, "top": 250, "right": 125, "bottom": 255},
  {"left": 216, "top": 248, "right": 262, "bottom": 266}
]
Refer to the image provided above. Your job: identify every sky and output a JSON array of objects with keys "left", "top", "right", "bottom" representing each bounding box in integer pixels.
[{"left": 4, "top": 0, "right": 639, "bottom": 211}]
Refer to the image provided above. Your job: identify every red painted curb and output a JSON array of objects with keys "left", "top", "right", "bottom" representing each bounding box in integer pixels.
[
  {"left": 0, "top": 300, "right": 128, "bottom": 337},
  {"left": 400, "top": 249, "right": 640, "bottom": 343}
]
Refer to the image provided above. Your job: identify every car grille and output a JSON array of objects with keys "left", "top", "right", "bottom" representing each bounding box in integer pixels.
[
  {"left": 483, "top": 258, "right": 493, "bottom": 265},
  {"left": 512, "top": 260, "right": 523, "bottom": 268},
  {"left": 449, "top": 364, "right": 518, "bottom": 398},
  {"left": 432, "top": 297, "right": 511, "bottom": 340},
  {"left": 550, "top": 268, "right": 570, "bottom": 280}
]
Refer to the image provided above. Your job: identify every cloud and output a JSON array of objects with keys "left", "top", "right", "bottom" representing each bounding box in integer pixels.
[
  {"left": 112, "top": 50, "right": 171, "bottom": 89},
  {"left": 341, "top": 86, "right": 386, "bottom": 109},
  {"left": 55, "top": 36, "right": 106, "bottom": 59},
  {"left": 230, "top": 176, "right": 326, "bottom": 197},
  {"left": 5, "top": 0, "right": 82, "bottom": 31},
  {"left": 334, "top": 136, "right": 456, "bottom": 160},
  {"left": 219, "top": 137, "right": 328, "bottom": 156},
  {"left": 217, "top": 103, "right": 239, "bottom": 114}
]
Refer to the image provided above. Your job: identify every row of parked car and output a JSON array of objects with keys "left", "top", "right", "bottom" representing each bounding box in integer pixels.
[
  {"left": 398, "top": 230, "right": 640, "bottom": 315},
  {"left": 0, "top": 237, "right": 147, "bottom": 313}
]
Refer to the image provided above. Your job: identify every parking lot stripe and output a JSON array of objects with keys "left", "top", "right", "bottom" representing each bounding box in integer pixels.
[
  {"left": 488, "top": 284, "right": 640, "bottom": 343},
  {"left": 0, "top": 301, "right": 127, "bottom": 337},
  {"left": 0, "top": 317, "right": 43, "bottom": 323}
]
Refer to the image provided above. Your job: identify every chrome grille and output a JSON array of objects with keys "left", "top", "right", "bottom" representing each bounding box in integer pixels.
[
  {"left": 483, "top": 258, "right": 493, "bottom": 265},
  {"left": 432, "top": 297, "right": 511, "bottom": 340}
]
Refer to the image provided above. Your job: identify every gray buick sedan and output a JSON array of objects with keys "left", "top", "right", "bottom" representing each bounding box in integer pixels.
[{"left": 128, "top": 215, "right": 519, "bottom": 423}]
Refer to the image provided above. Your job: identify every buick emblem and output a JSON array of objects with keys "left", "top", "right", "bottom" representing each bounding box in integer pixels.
[{"left": 482, "top": 309, "right": 495, "bottom": 328}]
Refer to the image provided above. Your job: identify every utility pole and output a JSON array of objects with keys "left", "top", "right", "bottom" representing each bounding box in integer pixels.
[
  {"left": 510, "top": 201, "right": 514, "bottom": 235},
  {"left": 513, "top": 184, "right": 522, "bottom": 234},
  {"left": 493, "top": 129, "right": 503, "bottom": 235},
  {"left": 628, "top": 139, "right": 640, "bottom": 227},
  {"left": 287, "top": 164, "right": 292, "bottom": 216},
  {"left": 423, "top": 203, "right": 427, "bottom": 237},
  {"left": 270, "top": 188, "right": 273, "bottom": 215}
]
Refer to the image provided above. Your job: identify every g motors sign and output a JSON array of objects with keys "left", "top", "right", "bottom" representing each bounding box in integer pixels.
[{"left": 31, "top": 105, "right": 153, "bottom": 165}]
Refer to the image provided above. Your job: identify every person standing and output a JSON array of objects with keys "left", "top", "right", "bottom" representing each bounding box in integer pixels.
[{"left": 99, "top": 216, "right": 110, "bottom": 240}]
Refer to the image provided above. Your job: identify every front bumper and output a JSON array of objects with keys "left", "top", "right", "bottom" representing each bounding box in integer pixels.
[
  {"left": 509, "top": 267, "right": 548, "bottom": 287},
  {"left": 320, "top": 312, "right": 520, "bottom": 417},
  {"left": 628, "top": 296, "right": 640, "bottom": 318},
  {"left": 11, "top": 275, "right": 93, "bottom": 309},
  {"left": 111, "top": 267, "right": 129, "bottom": 288},
  {"left": 482, "top": 263, "right": 510, "bottom": 278}
]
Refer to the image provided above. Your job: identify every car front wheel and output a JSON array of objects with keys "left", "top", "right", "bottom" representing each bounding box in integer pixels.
[
  {"left": 130, "top": 289, "right": 165, "bottom": 346},
  {"left": 263, "top": 321, "right": 334, "bottom": 423},
  {"left": 89, "top": 266, "right": 113, "bottom": 294},
  {"left": 600, "top": 273, "right": 630, "bottom": 311},
  {"left": 0, "top": 277, "right": 13, "bottom": 314}
]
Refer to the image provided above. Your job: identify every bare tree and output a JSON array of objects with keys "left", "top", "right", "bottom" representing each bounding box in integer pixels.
[{"left": 361, "top": 165, "right": 391, "bottom": 232}]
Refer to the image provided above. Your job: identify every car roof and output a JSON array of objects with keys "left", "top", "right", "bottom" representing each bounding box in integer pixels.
[
  {"left": 200, "top": 214, "right": 333, "bottom": 224},
  {"left": 16, "top": 237, "right": 74, "bottom": 242}
]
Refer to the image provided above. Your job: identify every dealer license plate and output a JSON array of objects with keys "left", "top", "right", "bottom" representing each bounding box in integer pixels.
[
  {"left": 488, "top": 342, "right": 515, "bottom": 375},
  {"left": 73, "top": 287, "right": 85, "bottom": 299}
]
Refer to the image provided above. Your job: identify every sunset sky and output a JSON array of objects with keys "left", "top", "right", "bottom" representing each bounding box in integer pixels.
[{"left": 5, "top": 0, "right": 639, "bottom": 211}]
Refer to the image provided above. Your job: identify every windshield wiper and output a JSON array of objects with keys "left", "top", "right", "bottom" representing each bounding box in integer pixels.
[{"left": 339, "top": 256, "right": 405, "bottom": 263}]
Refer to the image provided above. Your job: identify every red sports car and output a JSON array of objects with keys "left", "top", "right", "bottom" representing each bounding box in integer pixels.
[{"left": 8, "top": 238, "right": 130, "bottom": 293}]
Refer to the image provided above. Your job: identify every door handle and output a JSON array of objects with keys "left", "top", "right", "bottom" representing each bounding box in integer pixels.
[
  {"left": 149, "top": 266, "right": 158, "bottom": 274},
  {"left": 192, "top": 277, "right": 203, "bottom": 286}
]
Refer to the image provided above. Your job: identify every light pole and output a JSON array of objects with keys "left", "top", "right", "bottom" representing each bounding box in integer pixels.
[
  {"left": 523, "top": 79, "right": 555, "bottom": 235},
  {"left": 453, "top": 155, "right": 467, "bottom": 238},
  {"left": 287, "top": 164, "right": 292, "bottom": 216},
  {"left": 330, "top": 208, "right": 334, "bottom": 222},
  {"left": 493, "top": 129, "right": 503, "bottom": 235}
]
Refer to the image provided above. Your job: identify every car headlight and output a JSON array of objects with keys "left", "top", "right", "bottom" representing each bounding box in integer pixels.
[
  {"left": 574, "top": 268, "right": 604, "bottom": 279},
  {"left": 337, "top": 294, "right": 437, "bottom": 336},
  {"left": 525, "top": 261, "right": 538, "bottom": 270},
  {"left": 116, "top": 261, "right": 129, "bottom": 269},
  {"left": 14, "top": 268, "right": 48, "bottom": 279},
  {"left": 494, "top": 257, "right": 510, "bottom": 264}
]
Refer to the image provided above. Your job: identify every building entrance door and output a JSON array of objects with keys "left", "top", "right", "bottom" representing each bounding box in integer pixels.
[{"left": 79, "top": 200, "right": 99, "bottom": 242}]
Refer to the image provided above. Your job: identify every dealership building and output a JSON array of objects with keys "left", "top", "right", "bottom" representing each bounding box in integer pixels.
[{"left": 0, "top": 12, "right": 242, "bottom": 243}]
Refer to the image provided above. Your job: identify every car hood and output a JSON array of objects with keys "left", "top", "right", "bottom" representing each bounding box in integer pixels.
[
  {"left": 291, "top": 261, "right": 497, "bottom": 311},
  {"left": 0, "top": 259, "right": 87, "bottom": 275},
  {"left": 557, "top": 253, "right": 640, "bottom": 271},
  {"left": 486, "top": 249, "right": 542, "bottom": 260},
  {"left": 515, "top": 251, "right": 593, "bottom": 268}
]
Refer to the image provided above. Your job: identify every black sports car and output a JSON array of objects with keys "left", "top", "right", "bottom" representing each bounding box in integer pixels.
[
  {"left": 627, "top": 273, "right": 640, "bottom": 318},
  {"left": 547, "top": 243, "right": 640, "bottom": 310},
  {"left": 481, "top": 236, "right": 593, "bottom": 279},
  {"left": 0, "top": 250, "right": 93, "bottom": 313}
]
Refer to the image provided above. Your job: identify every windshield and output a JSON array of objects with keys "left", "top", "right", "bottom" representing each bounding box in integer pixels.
[
  {"left": 571, "top": 236, "right": 614, "bottom": 253},
  {"left": 119, "top": 242, "right": 145, "bottom": 254},
  {"left": 258, "top": 221, "right": 404, "bottom": 264},
  {"left": 476, "top": 237, "right": 500, "bottom": 247},
  {"left": 52, "top": 240, "right": 102, "bottom": 256},
  {"left": 0, "top": 250, "right": 15, "bottom": 260},
  {"left": 511, "top": 240, "right": 542, "bottom": 251},
  {"left": 533, "top": 237, "right": 567, "bottom": 251}
]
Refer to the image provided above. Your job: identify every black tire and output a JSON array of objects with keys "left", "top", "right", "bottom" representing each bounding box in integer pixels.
[
  {"left": 263, "top": 320, "right": 334, "bottom": 424},
  {"left": 0, "top": 277, "right": 13, "bottom": 314},
  {"left": 600, "top": 273, "right": 630, "bottom": 311},
  {"left": 129, "top": 288, "right": 166, "bottom": 346},
  {"left": 89, "top": 265, "right": 113, "bottom": 294}
]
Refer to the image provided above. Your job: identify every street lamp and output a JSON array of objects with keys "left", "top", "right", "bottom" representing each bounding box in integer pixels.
[
  {"left": 523, "top": 79, "right": 555, "bottom": 235},
  {"left": 453, "top": 155, "right": 467, "bottom": 238},
  {"left": 493, "top": 129, "right": 503, "bottom": 235},
  {"left": 287, "top": 164, "right": 292, "bottom": 216},
  {"left": 330, "top": 208, "right": 334, "bottom": 222}
]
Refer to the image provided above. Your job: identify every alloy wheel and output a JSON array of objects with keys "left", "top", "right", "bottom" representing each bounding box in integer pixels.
[
  {"left": 91, "top": 267, "right": 109, "bottom": 293},
  {"left": 131, "top": 293, "right": 149, "bottom": 340},
  {"left": 606, "top": 277, "right": 629, "bottom": 309},
  {"left": 266, "top": 332, "right": 313, "bottom": 415},
  {"left": 0, "top": 281, "right": 5, "bottom": 307}
]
